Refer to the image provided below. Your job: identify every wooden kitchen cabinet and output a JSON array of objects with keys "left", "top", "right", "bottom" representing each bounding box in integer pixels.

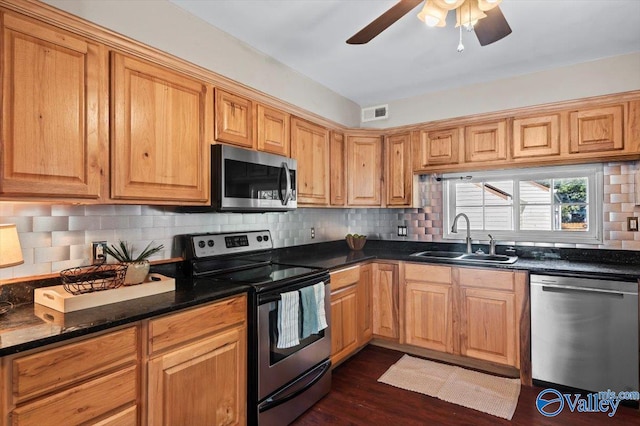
[
  {"left": 147, "top": 294, "right": 247, "bottom": 426},
  {"left": 215, "top": 88, "right": 254, "bottom": 149},
  {"left": 347, "top": 134, "right": 382, "bottom": 206},
  {"left": 512, "top": 113, "right": 561, "bottom": 158},
  {"left": 291, "top": 117, "right": 330, "bottom": 205},
  {"left": 329, "top": 131, "right": 346, "bottom": 206},
  {"left": 0, "top": 13, "right": 103, "bottom": 199},
  {"left": 464, "top": 120, "right": 508, "bottom": 163},
  {"left": 111, "top": 52, "right": 210, "bottom": 203},
  {"left": 4, "top": 327, "right": 139, "bottom": 425},
  {"left": 569, "top": 104, "right": 624, "bottom": 154},
  {"left": 385, "top": 132, "right": 413, "bottom": 207},
  {"left": 413, "top": 127, "right": 460, "bottom": 170},
  {"left": 256, "top": 103, "right": 290, "bottom": 156},
  {"left": 357, "top": 263, "right": 373, "bottom": 345},
  {"left": 330, "top": 283, "right": 359, "bottom": 366},
  {"left": 372, "top": 262, "right": 399, "bottom": 340},
  {"left": 403, "top": 264, "right": 453, "bottom": 353}
]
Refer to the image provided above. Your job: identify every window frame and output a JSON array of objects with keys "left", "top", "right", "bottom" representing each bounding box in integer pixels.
[{"left": 442, "top": 164, "right": 603, "bottom": 244}]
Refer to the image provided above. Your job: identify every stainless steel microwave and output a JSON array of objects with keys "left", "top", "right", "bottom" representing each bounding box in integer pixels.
[{"left": 190, "top": 144, "right": 297, "bottom": 212}]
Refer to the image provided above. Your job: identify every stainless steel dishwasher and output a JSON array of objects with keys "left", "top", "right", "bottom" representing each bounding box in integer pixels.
[{"left": 531, "top": 274, "right": 639, "bottom": 393}]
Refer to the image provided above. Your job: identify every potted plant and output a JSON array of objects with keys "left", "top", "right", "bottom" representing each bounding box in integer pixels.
[{"left": 104, "top": 241, "right": 164, "bottom": 285}]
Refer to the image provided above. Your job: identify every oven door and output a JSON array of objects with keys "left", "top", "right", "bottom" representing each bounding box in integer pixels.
[
  {"left": 215, "top": 144, "right": 297, "bottom": 211},
  {"left": 257, "top": 280, "right": 331, "bottom": 400}
]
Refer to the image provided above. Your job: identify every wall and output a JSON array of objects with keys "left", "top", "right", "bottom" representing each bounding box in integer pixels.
[
  {"left": 41, "top": 0, "right": 361, "bottom": 127},
  {"left": 2, "top": 161, "right": 637, "bottom": 281},
  {"left": 361, "top": 52, "right": 640, "bottom": 128}
]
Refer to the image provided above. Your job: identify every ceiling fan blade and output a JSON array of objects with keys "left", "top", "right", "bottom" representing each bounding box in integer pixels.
[
  {"left": 347, "top": 0, "right": 424, "bottom": 45},
  {"left": 474, "top": 6, "right": 512, "bottom": 46}
]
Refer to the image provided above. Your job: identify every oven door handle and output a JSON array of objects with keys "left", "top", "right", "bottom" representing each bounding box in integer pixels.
[
  {"left": 279, "top": 162, "right": 292, "bottom": 206},
  {"left": 259, "top": 359, "right": 331, "bottom": 413}
]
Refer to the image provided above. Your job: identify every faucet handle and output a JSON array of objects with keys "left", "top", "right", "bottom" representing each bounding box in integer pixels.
[{"left": 488, "top": 234, "right": 494, "bottom": 241}]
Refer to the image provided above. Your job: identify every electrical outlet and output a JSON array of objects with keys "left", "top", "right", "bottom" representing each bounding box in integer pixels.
[
  {"left": 397, "top": 226, "right": 407, "bottom": 237},
  {"left": 92, "top": 241, "right": 107, "bottom": 264},
  {"left": 311, "top": 227, "right": 315, "bottom": 239},
  {"left": 627, "top": 217, "right": 639, "bottom": 232}
]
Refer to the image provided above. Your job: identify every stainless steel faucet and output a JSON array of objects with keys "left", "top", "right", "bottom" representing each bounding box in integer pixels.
[
  {"left": 488, "top": 234, "right": 496, "bottom": 255},
  {"left": 451, "top": 213, "right": 472, "bottom": 254}
]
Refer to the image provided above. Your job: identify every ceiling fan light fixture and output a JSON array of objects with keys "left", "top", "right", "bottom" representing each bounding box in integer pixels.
[
  {"left": 455, "top": 0, "right": 487, "bottom": 28},
  {"left": 417, "top": 1, "right": 448, "bottom": 27},
  {"left": 433, "top": 0, "right": 465, "bottom": 10},
  {"left": 477, "top": 0, "right": 502, "bottom": 12}
]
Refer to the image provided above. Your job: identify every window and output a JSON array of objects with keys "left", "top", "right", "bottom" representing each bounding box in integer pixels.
[{"left": 443, "top": 164, "right": 603, "bottom": 244}]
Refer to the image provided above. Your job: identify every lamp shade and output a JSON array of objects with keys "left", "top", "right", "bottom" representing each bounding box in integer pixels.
[
  {"left": 456, "top": 0, "right": 487, "bottom": 27},
  {"left": 0, "top": 224, "right": 24, "bottom": 268},
  {"left": 417, "top": 1, "right": 448, "bottom": 27}
]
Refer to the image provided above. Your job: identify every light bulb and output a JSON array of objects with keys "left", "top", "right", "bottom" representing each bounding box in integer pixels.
[
  {"left": 424, "top": 16, "right": 440, "bottom": 27},
  {"left": 445, "top": 0, "right": 458, "bottom": 3}
]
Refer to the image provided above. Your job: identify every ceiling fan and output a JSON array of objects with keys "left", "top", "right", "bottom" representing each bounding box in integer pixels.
[{"left": 346, "top": 0, "right": 512, "bottom": 49}]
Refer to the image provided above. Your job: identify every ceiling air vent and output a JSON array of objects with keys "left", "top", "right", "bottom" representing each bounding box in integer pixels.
[{"left": 361, "top": 104, "right": 389, "bottom": 122}]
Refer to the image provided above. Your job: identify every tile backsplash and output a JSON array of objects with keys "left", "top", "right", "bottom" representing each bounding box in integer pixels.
[{"left": 1, "top": 161, "right": 637, "bottom": 281}]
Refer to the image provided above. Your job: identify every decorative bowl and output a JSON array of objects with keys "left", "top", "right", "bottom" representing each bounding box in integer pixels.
[{"left": 345, "top": 235, "right": 367, "bottom": 251}]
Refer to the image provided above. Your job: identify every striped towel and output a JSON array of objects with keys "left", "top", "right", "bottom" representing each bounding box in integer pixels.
[
  {"left": 313, "top": 282, "right": 328, "bottom": 333},
  {"left": 277, "top": 290, "right": 300, "bottom": 349}
]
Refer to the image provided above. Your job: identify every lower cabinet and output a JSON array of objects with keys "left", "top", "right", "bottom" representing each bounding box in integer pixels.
[
  {"left": 402, "top": 263, "right": 527, "bottom": 369},
  {"left": 372, "top": 262, "right": 399, "bottom": 341},
  {"left": 3, "top": 327, "right": 139, "bottom": 425},
  {"left": 146, "top": 294, "right": 247, "bottom": 426}
]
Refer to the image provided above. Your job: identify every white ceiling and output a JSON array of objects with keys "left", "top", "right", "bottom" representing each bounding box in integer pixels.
[{"left": 169, "top": 0, "right": 640, "bottom": 107}]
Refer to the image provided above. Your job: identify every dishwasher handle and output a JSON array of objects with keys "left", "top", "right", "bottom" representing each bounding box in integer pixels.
[{"left": 540, "top": 284, "right": 632, "bottom": 297}]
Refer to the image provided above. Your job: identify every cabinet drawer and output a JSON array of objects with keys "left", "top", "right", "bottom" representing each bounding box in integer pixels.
[
  {"left": 404, "top": 263, "right": 451, "bottom": 284},
  {"left": 92, "top": 405, "right": 137, "bottom": 426},
  {"left": 12, "top": 327, "right": 137, "bottom": 403},
  {"left": 458, "top": 268, "right": 514, "bottom": 291},
  {"left": 11, "top": 365, "right": 137, "bottom": 426},
  {"left": 330, "top": 266, "right": 360, "bottom": 291},
  {"left": 149, "top": 294, "right": 246, "bottom": 355}
]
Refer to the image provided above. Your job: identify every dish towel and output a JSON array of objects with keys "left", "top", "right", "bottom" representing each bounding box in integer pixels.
[
  {"left": 299, "top": 285, "right": 318, "bottom": 339},
  {"left": 277, "top": 290, "right": 300, "bottom": 349},
  {"left": 313, "top": 282, "right": 328, "bottom": 333}
]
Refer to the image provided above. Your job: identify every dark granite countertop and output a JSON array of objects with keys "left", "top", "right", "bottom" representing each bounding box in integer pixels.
[{"left": 1, "top": 239, "right": 638, "bottom": 357}]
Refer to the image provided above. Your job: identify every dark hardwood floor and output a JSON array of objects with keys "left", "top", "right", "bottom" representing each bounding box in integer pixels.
[{"left": 292, "top": 345, "right": 639, "bottom": 425}]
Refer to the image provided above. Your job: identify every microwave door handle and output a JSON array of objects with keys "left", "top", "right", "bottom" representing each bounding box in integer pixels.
[{"left": 281, "top": 162, "right": 292, "bottom": 206}]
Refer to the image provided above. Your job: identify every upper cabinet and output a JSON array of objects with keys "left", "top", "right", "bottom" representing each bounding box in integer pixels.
[
  {"left": 413, "top": 128, "right": 460, "bottom": 168},
  {"left": 330, "top": 131, "right": 346, "bottom": 206},
  {"left": 256, "top": 104, "right": 290, "bottom": 156},
  {"left": 464, "top": 120, "right": 508, "bottom": 163},
  {"left": 111, "top": 52, "right": 210, "bottom": 203},
  {"left": 347, "top": 134, "right": 382, "bottom": 206},
  {"left": 214, "top": 88, "right": 254, "bottom": 149},
  {"left": 512, "top": 113, "right": 561, "bottom": 159},
  {"left": 291, "top": 117, "right": 330, "bottom": 205},
  {"left": 385, "top": 132, "right": 412, "bottom": 207},
  {"left": 569, "top": 105, "right": 623, "bottom": 154},
  {"left": 0, "top": 14, "right": 102, "bottom": 199}
]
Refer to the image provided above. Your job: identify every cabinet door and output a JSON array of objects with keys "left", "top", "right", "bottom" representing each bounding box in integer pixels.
[
  {"left": 330, "top": 285, "right": 359, "bottom": 366},
  {"left": 372, "top": 263, "right": 399, "bottom": 340},
  {"left": 257, "top": 104, "right": 289, "bottom": 156},
  {"left": 464, "top": 121, "right": 507, "bottom": 163},
  {"left": 405, "top": 281, "right": 453, "bottom": 353},
  {"left": 459, "top": 287, "right": 516, "bottom": 366},
  {"left": 386, "top": 133, "right": 412, "bottom": 207},
  {"left": 512, "top": 114, "right": 561, "bottom": 158},
  {"left": 347, "top": 135, "right": 382, "bottom": 206},
  {"left": 290, "top": 117, "right": 329, "bottom": 205},
  {"left": 329, "top": 131, "right": 346, "bottom": 206},
  {"left": 569, "top": 105, "right": 624, "bottom": 153},
  {"left": 215, "top": 88, "right": 254, "bottom": 148},
  {"left": 357, "top": 263, "right": 373, "bottom": 345},
  {"left": 111, "top": 52, "right": 209, "bottom": 202},
  {"left": 1, "top": 14, "right": 101, "bottom": 198},
  {"left": 414, "top": 128, "right": 460, "bottom": 169},
  {"left": 148, "top": 325, "right": 247, "bottom": 426}
]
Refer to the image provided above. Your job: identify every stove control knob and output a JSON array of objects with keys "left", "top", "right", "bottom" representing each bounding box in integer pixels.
[
  {"left": 198, "top": 241, "right": 206, "bottom": 248},
  {"left": 257, "top": 236, "right": 263, "bottom": 242},
  {"left": 207, "top": 240, "right": 214, "bottom": 247},
  {"left": 263, "top": 235, "right": 269, "bottom": 242}
]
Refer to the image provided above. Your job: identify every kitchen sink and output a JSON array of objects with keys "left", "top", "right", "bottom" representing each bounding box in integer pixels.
[{"left": 410, "top": 251, "right": 518, "bottom": 264}]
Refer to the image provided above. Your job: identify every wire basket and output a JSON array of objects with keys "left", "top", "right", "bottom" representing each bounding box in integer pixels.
[{"left": 60, "top": 263, "right": 128, "bottom": 295}]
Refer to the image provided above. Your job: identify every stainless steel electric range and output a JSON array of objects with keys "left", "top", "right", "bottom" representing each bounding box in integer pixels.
[{"left": 181, "top": 230, "right": 332, "bottom": 426}]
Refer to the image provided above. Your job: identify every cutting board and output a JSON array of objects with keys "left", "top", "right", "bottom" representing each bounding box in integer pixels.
[{"left": 34, "top": 273, "right": 175, "bottom": 313}]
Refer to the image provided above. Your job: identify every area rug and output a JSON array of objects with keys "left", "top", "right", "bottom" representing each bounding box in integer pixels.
[{"left": 377, "top": 355, "right": 521, "bottom": 420}]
